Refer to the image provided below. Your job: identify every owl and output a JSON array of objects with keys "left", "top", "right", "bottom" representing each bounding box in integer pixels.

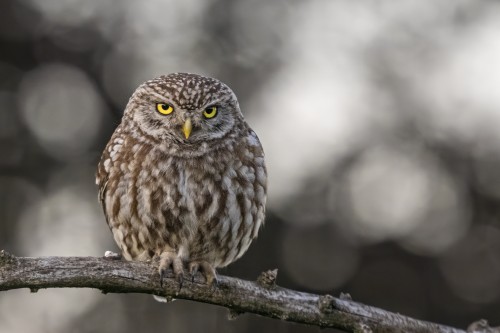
[{"left": 96, "top": 73, "right": 267, "bottom": 286}]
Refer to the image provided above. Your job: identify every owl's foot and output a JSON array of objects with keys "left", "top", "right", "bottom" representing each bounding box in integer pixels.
[
  {"left": 158, "top": 251, "right": 184, "bottom": 287},
  {"left": 188, "top": 261, "right": 218, "bottom": 287}
]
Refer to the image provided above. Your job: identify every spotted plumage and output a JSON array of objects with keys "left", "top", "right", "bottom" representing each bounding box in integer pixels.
[{"left": 96, "top": 73, "right": 267, "bottom": 285}]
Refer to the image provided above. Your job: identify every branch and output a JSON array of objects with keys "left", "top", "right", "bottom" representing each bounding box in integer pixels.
[{"left": 0, "top": 250, "right": 496, "bottom": 333}]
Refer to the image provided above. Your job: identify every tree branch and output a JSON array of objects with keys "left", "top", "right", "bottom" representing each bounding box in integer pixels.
[{"left": 0, "top": 250, "right": 496, "bottom": 333}]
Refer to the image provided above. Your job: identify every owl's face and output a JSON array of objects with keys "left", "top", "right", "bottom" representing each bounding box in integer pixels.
[{"left": 125, "top": 73, "right": 243, "bottom": 148}]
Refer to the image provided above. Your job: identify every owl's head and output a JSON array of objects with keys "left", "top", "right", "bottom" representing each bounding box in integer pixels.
[{"left": 124, "top": 73, "right": 244, "bottom": 149}]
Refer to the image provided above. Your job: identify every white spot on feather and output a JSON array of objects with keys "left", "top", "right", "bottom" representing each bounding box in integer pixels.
[
  {"left": 247, "top": 131, "right": 261, "bottom": 147},
  {"left": 103, "top": 158, "right": 111, "bottom": 172}
]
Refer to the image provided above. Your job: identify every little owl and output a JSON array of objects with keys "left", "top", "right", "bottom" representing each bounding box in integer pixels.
[{"left": 96, "top": 73, "right": 267, "bottom": 286}]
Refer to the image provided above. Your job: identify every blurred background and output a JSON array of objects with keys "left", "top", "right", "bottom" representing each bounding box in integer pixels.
[{"left": 1, "top": 0, "right": 500, "bottom": 332}]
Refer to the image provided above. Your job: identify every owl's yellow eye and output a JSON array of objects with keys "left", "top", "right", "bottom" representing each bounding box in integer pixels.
[
  {"left": 156, "top": 103, "right": 174, "bottom": 115},
  {"left": 203, "top": 106, "right": 218, "bottom": 119}
]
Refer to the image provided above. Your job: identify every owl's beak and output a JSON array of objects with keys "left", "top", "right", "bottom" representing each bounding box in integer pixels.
[{"left": 182, "top": 118, "right": 192, "bottom": 139}]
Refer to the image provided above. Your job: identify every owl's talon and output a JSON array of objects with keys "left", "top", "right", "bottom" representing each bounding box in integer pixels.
[
  {"left": 188, "top": 262, "right": 200, "bottom": 282},
  {"left": 177, "top": 274, "right": 184, "bottom": 290},
  {"left": 188, "top": 260, "right": 217, "bottom": 287},
  {"left": 201, "top": 262, "right": 217, "bottom": 287},
  {"left": 158, "top": 251, "right": 185, "bottom": 287},
  {"left": 159, "top": 268, "right": 166, "bottom": 287},
  {"left": 210, "top": 277, "right": 219, "bottom": 292}
]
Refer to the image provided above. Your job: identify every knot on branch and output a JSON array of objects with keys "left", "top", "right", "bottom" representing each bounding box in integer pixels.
[
  {"left": 0, "top": 250, "right": 17, "bottom": 266},
  {"left": 468, "top": 319, "right": 500, "bottom": 333},
  {"left": 318, "top": 294, "right": 335, "bottom": 314},
  {"left": 354, "top": 323, "right": 373, "bottom": 333},
  {"left": 227, "top": 308, "right": 244, "bottom": 320},
  {"left": 256, "top": 269, "right": 278, "bottom": 288},
  {"left": 104, "top": 251, "right": 122, "bottom": 260},
  {"left": 339, "top": 292, "right": 352, "bottom": 300}
]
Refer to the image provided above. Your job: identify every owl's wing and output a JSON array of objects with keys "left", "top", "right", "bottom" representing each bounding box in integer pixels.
[
  {"left": 97, "top": 177, "right": 108, "bottom": 206},
  {"left": 245, "top": 129, "right": 267, "bottom": 238},
  {"left": 96, "top": 127, "right": 128, "bottom": 229},
  {"left": 96, "top": 154, "right": 111, "bottom": 225}
]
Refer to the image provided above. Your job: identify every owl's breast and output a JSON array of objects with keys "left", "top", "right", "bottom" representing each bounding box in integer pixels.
[
  {"left": 99, "top": 135, "right": 266, "bottom": 265},
  {"left": 183, "top": 139, "right": 267, "bottom": 267}
]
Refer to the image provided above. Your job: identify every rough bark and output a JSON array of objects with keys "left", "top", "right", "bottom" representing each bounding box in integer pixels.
[{"left": 0, "top": 250, "right": 497, "bottom": 333}]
